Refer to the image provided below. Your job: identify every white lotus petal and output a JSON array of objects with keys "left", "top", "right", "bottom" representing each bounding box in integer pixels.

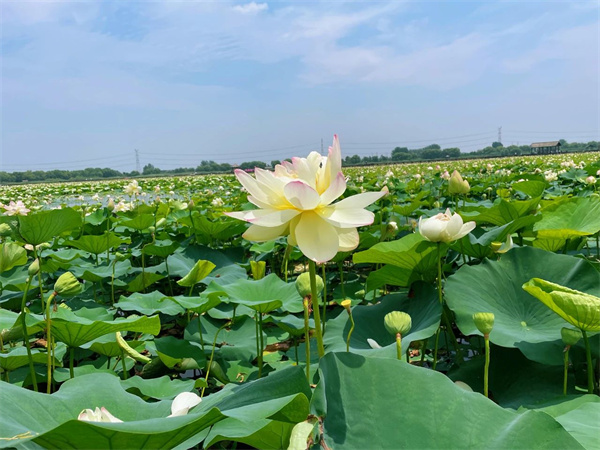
[
  {"left": 318, "top": 206, "right": 374, "bottom": 228},
  {"left": 367, "top": 338, "right": 382, "bottom": 349},
  {"left": 243, "top": 223, "right": 289, "bottom": 241},
  {"left": 338, "top": 227, "right": 359, "bottom": 251},
  {"left": 332, "top": 187, "right": 388, "bottom": 210},
  {"left": 284, "top": 181, "right": 321, "bottom": 210},
  {"left": 169, "top": 392, "right": 202, "bottom": 417},
  {"left": 234, "top": 169, "right": 269, "bottom": 203},
  {"left": 444, "top": 211, "right": 464, "bottom": 240},
  {"left": 320, "top": 172, "right": 346, "bottom": 206},
  {"left": 454, "top": 221, "right": 476, "bottom": 240},
  {"left": 246, "top": 208, "right": 300, "bottom": 227},
  {"left": 294, "top": 211, "right": 340, "bottom": 263}
]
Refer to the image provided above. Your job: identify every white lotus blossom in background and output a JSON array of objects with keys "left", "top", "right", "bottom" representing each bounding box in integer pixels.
[
  {"left": 78, "top": 407, "right": 123, "bottom": 423},
  {"left": 585, "top": 176, "right": 596, "bottom": 185},
  {"left": 418, "top": 209, "right": 476, "bottom": 243},
  {"left": 124, "top": 180, "right": 140, "bottom": 196},
  {"left": 2, "top": 200, "right": 30, "bottom": 216},
  {"left": 226, "top": 135, "right": 387, "bottom": 263}
]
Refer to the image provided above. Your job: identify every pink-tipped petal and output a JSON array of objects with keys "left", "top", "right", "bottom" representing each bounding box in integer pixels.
[
  {"left": 319, "top": 172, "right": 347, "bottom": 206},
  {"left": 318, "top": 206, "right": 374, "bottom": 228},
  {"left": 332, "top": 187, "right": 387, "bottom": 210}
]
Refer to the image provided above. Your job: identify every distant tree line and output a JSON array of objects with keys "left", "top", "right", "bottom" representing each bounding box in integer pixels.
[{"left": 1, "top": 140, "right": 597, "bottom": 183}]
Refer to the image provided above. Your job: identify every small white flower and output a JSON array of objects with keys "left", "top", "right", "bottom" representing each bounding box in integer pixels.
[
  {"left": 211, "top": 197, "right": 224, "bottom": 207},
  {"left": 585, "top": 176, "right": 596, "bottom": 185}
]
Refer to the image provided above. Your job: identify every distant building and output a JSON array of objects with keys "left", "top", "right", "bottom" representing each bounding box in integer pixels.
[{"left": 530, "top": 141, "right": 561, "bottom": 154}]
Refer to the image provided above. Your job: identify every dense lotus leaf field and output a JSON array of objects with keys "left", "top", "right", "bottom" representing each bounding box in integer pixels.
[{"left": 1, "top": 149, "right": 599, "bottom": 450}]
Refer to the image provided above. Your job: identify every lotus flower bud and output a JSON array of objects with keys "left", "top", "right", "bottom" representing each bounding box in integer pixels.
[
  {"left": 187, "top": 200, "right": 195, "bottom": 210},
  {"left": 28, "top": 258, "right": 40, "bottom": 277},
  {"left": 54, "top": 272, "right": 83, "bottom": 297},
  {"left": 448, "top": 170, "right": 470, "bottom": 195},
  {"left": 454, "top": 381, "right": 474, "bottom": 392},
  {"left": 107, "top": 198, "right": 115, "bottom": 211},
  {"left": 250, "top": 260, "right": 266, "bottom": 280},
  {"left": 155, "top": 218, "right": 167, "bottom": 228},
  {"left": 295, "top": 272, "right": 323, "bottom": 298},
  {"left": 560, "top": 327, "right": 582, "bottom": 346},
  {"left": 384, "top": 311, "right": 412, "bottom": 336},
  {"left": 115, "top": 252, "right": 127, "bottom": 261},
  {"left": 473, "top": 312, "right": 495, "bottom": 336}
]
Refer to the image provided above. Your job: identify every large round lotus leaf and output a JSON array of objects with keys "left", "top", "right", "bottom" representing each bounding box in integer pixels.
[
  {"left": 445, "top": 247, "right": 600, "bottom": 354},
  {"left": 322, "top": 282, "right": 441, "bottom": 360},
  {"left": 0, "top": 366, "right": 310, "bottom": 449},
  {"left": 312, "top": 353, "right": 583, "bottom": 450}
]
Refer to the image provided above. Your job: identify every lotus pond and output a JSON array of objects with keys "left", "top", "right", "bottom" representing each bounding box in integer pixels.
[{"left": 1, "top": 147, "right": 599, "bottom": 450}]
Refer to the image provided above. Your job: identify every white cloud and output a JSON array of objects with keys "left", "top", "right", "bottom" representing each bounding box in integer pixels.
[{"left": 232, "top": 2, "right": 268, "bottom": 15}]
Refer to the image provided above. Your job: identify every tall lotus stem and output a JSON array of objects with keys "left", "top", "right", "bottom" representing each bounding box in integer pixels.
[
  {"left": 582, "top": 330, "right": 596, "bottom": 395},
  {"left": 561, "top": 328, "right": 581, "bottom": 395},
  {"left": 396, "top": 333, "right": 403, "bottom": 360},
  {"left": 20, "top": 275, "right": 38, "bottom": 391},
  {"left": 341, "top": 300, "right": 354, "bottom": 353},
  {"left": 473, "top": 312, "right": 494, "bottom": 399},
  {"left": 563, "top": 347, "right": 570, "bottom": 396},
  {"left": 44, "top": 291, "right": 57, "bottom": 393},
  {"left": 202, "top": 311, "right": 235, "bottom": 398},
  {"left": 483, "top": 334, "right": 490, "bottom": 398},
  {"left": 69, "top": 347, "right": 75, "bottom": 379},
  {"left": 302, "top": 296, "right": 311, "bottom": 381},
  {"left": 308, "top": 261, "right": 325, "bottom": 357},
  {"left": 322, "top": 264, "right": 327, "bottom": 336}
]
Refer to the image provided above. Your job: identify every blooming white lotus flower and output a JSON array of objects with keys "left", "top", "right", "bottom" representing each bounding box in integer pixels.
[
  {"left": 78, "top": 407, "right": 123, "bottom": 423},
  {"left": 168, "top": 392, "right": 202, "bottom": 417},
  {"left": 124, "top": 180, "right": 140, "bottom": 196},
  {"left": 226, "top": 135, "right": 388, "bottom": 263},
  {"left": 2, "top": 200, "right": 30, "bottom": 216},
  {"left": 418, "top": 209, "right": 476, "bottom": 243}
]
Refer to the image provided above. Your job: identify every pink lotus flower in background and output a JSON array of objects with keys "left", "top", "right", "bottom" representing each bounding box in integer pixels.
[
  {"left": 226, "top": 135, "right": 388, "bottom": 263},
  {"left": 2, "top": 200, "right": 30, "bottom": 216}
]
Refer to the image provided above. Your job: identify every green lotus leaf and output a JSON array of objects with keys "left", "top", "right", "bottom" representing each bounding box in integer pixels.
[
  {"left": 18, "top": 208, "right": 82, "bottom": 245},
  {"left": 176, "top": 259, "right": 216, "bottom": 287},
  {"left": 120, "top": 375, "right": 196, "bottom": 400},
  {"left": 170, "top": 294, "right": 222, "bottom": 315},
  {"left": 117, "top": 291, "right": 185, "bottom": 316},
  {"left": 323, "top": 282, "right": 441, "bottom": 360},
  {"left": 445, "top": 247, "right": 600, "bottom": 362},
  {"left": 66, "top": 233, "right": 128, "bottom": 255},
  {"left": 119, "top": 214, "right": 155, "bottom": 231},
  {"left": 142, "top": 240, "right": 180, "bottom": 258},
  {"left": 0, "top": 346, "right": 63, "bottom": 372},
  {"left": 213, "top": 273, "right": 301, "bottom": 314},
  {"left": 126, "top": 272, "right": 165, "bottom": 293},
  {"left": 0, "top": 243, "right": 27, "bottom": 273},
  {"left": 534, "top": 197, "right": 600, "bottom": 239},
  {"left": 313, "top": 352, "right": 583, "bottom": 449},
  {"left": 523, "top": 278, "right": 600, "bottom": 332},
  {"left": 49, "top": 309, "right": 161, "bottom": 348},
  {"left": 353, "top": 233, "right": 442, "bottom": 289},
  {"left": 150, "top": 336, "right": 206, "bottom": 370}
]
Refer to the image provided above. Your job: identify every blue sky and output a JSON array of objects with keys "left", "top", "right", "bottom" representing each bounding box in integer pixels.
[{"left": 1, "top": 0, "right": 598, "bottom": 172}]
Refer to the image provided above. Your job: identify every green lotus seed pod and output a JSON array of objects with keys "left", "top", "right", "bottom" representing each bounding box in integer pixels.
[
  {"left": 561, "top": 327, "right": 582, "bottom": 346},
  {"left": 148, "top": 226, "right": 156, "bottom": 234},
  {"left": 250, "top": 260, "right": 266, "bottom": 280},
  {"left": 340, "top": 299, "right": 352, "bottom": 310},
  {"left": 384, "top": 311, "right": 412, "bottom": 336},
  {"left": 28, "top": 258, "right": 40, "bottom": 277},
  {"left": 114, "top": 252, "right": 127, "bottom": 262},
  {"left": 295, "top": 272, "right": 323, "bottom": 298},
  {"left": 473, "top": 312, "right": 495, "bottom": 335},
  {"left": 53, "top": 272, "right": 82, "bottom": 297}
]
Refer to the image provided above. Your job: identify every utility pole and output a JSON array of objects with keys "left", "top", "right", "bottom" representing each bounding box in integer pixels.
[
  {"left": 135, "top": 149, "right": 140, "bottom": 173},
  {"left": 498, "top": 127, "right": 502, "bottom": 145}
]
